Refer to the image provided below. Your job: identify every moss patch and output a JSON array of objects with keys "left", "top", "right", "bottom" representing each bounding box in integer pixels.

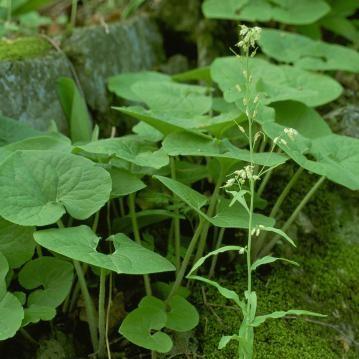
[
  {"left": 195, "top": 179, "right": 359, "bottom": 358},
  {"left": 0, "top": 37, "right": 51, "bottom": 61}
]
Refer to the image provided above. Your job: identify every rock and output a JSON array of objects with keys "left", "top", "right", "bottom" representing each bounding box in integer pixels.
[
  {"left": 0, "top": 37, "right": 72, "bottom": 132},
  {"left": 62, "top": 15, "right": 164, "bottom": 115}
]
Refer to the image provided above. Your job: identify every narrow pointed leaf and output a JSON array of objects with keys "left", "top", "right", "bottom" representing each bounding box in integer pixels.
[
  {"left": 188, "top": 275, "right": 245, "bottom": 311},
  {"left": 251, "top": 256, "right": 299, "bottom": 271},
  {"left": 252, "top": 309, "right": 326, "bottom": 327},
  {"left": 188, "top": 246, "right": 245, "bottom": 277}
]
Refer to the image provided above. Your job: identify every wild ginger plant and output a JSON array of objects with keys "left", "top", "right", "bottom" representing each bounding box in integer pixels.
[{"left": 187, "top": 25, "right": 326, "bottom": 358}]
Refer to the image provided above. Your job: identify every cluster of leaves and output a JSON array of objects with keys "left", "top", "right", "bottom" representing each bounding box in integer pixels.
[
  {"left": 0, "top": 3, "right": 359, "bottom": 357},
  {"left": 202, "top": 0, "right": 359, "bottom": 43}
]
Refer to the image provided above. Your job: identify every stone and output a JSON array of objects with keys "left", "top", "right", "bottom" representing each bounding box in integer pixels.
[
  {"left": 0, "top": 38, "right": 73, "bottom": 132},
  {"left": 62, "top": 15, "right": 164, "bottom": 114}
]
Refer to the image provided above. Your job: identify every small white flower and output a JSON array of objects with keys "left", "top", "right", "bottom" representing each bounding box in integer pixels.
[
  {"left": 238, "top": 125, "right": 246, "bottom": 134},
  {"left": 284, "top": 127, "right": 298, "bottom": 140},
  {"left": 222, "top": 178, "right": 236, "bottom": 188}
]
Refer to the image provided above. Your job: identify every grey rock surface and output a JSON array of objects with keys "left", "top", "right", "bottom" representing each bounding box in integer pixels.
[
  {"left": 63, "top": 15, "right": 164, "bottom": 114},
  {"left": 0, "top": 15, "right": 164, "bottom": 132},
  {"left": 0, "top": 52, "right": 73, "bottom": 132}
]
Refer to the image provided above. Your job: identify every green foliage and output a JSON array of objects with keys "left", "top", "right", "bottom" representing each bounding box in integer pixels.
[
  {"left": 0, "top": 115, "right": 41, "bottom": 145},
  {"left": 0, "top": 253, "right": 24, "bottom": 340},
  {"left": 259, "top": 29, "right": 359, "bottom": 72},
  {"left": 202, "top": 0, "right": 330, "bottom": 24},
  {"left": 18, "top": 257, "right": 73, "bottom": 325},
  {"left": 0, "top": 150, "right": 112, "bottom": 225},
  {"left": 211, "top": 57, "right": 342, "bottom": 107},
  {"left": 57, "top": 77, "right": 92, "bottom": 143},
  {"left": 0, "top": 217, "right": 35, "bottom": 269},
  {"left": 34, "top": 225, "right": 175, "bottom": 274},
  {"left": 119, "top": 294, "right": 198, "bottom": 353}
]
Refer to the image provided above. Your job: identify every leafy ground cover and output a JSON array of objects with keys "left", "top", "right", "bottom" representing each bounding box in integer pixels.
[{"left": 0, "top": 1, "right": 358, "bottom": 358}]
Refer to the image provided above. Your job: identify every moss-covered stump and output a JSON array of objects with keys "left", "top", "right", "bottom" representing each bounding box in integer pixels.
[
  {"left": 196, "top": 184, "right": 359, "bottom": 358},
  {"left": 62, "top": 15, "right": 164, "bottom": 116},
  {"left": 0, "top": 37, "right": 73, "bottom": 132}
]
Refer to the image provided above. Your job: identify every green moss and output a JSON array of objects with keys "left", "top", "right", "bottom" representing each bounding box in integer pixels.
[
  {"left": 0, "top": 37, "right": 51, "bottom": 61},
  {"left": 195, "top": 178, "right": 359, "bottom": 358}
]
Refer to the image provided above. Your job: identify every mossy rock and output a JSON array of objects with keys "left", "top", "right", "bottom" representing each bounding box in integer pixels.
[
  {"left": 62, "top": 15, "right": 164, "bottom": 118},
  {"left": 195, "top": 179, "right": 359, "bottom": 358},
  {"left": 0, "top": 37, "right": 51, "bottom": 61}
]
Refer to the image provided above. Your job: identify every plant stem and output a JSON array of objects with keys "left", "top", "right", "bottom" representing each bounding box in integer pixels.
[
  {"left": 193, "top": 166, "right": 225, "bottom": 264},
  {"left": 57, "top": 219, "right": 98, "bottom": 351},
  {"left": 170, "top": 157, "right": 181, "bottom": 272},
  {"left": 105, "top": 273, "right": 113, "bottom": 359},
  {"left": 6, "top": 0, "right": 11, "bottom": 22},
  {"left": 257, "top": 166, "right": 273, "bottom": 197},
  {"left": 128, "top": 193, "right": 152, "bottom": 296},
  {"left": 73, "top": 260, "right": 99, "bottom": 351},
  {"left": 98, "top": 269, "right": 107, "bottom": 359},
  {"left": 208, "top": 227, "right": 225, "bottom": 278},
  {"left": 253, "top": 167, "right": 303, "bottom": 258},
  {"left": 70, "top": 0, "right": 78, "bottom": 28},
  {"left": 167, "top": 218, "right": 204, "bottom": 300},
  {"left": 259, "top": 175, "right": 326, "bottom": 257}
]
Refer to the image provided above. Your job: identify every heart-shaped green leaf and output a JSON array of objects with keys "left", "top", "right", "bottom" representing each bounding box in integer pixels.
[
  {"left": 74, "top": 136, "right": 169, "bottom": 170},
  {"left": 259, "top": 29, "right": 359, "bottom": 72},
  {"left": 110, "top": 167, "right": 146, "bottom": 197},
  {"left": 211, "top": 57, "right": 342, "bottom": 107},
  {"left": 0, "top": 115, "right": 42, "bottom": 146},
  {"left": 263, "top": 121, "right": 359, "bottom": 190},
  {"left": 0, "top": 133, "right": 71, "bottom": 162},
  {"left": 34, "top": 225, "right": 175, "bottom": 274},
  {"left": 18, "top": 257, "right": 73, "bottom": 325},
  {"left": 272, "top": 101, "right": 331, "bottom": 139},
  {"left": 0, "top": 150, "right": 112, "bottom": 226},
  {"left": 131, "top": 81, "right": 212, "bottom": 118},
  {"left": 0, "top": 253, "right": 24, "bottom": 340},
  {"left": 0, "top": 217, "right": 35, "bottom": 269},
  {"left": 166, "top": 295, "right": 199, "bottom": 332},
  {"left": 202, "top": 0, "right": 330, "bottom": 25},
  {"left": 119, "top": 296, "right": 173, "bottom": 353},
  {"left": 108, "top": 71, "right": 171, "bottom": 101},
  {"left": 162, "top": 131, "right": 286, "bottom": 167}
]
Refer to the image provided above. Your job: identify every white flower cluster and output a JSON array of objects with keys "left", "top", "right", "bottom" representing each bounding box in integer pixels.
[
  {"left": 251, "top": 224, "right": 265, "bottom": 236},
  {"left": 222, "top": 165, "right": 260, "bottom": 189},
  {"left": 236, "top": 25, "right": 262, "bottom": 53},
  {"left": 273, "top": 127, "right": 298, "bottom": 146}
]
